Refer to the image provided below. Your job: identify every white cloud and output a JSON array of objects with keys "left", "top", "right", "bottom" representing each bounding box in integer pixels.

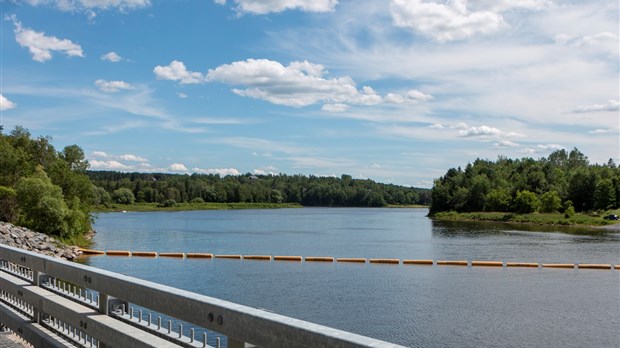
[
  {"left": 11, "top": 16, "right": 83, "bottom": 62},
  {"left": 207, "top": 58, "right": 425, "bottom": 108},
  {"left": 154, "top": 60, "right": 206, "bottom": 84},
  {"left": 322, "top": 103, "right": 349, "bottom": 112},
  {"left": 177, "top": 92, "right": 188, "bottom": 98},
  {"left": 384, "top": 89, "right": 433, "bottom": 104},
  {"left": 523, "top": 144, "right": 564, "bottom": 154},
  {"left": 193, "top": 167, "right": 241, "bottom": 176},
  {"left": 91, "top": 151, "right": 109, "bottom": 158},
  {"left": 494, "top": 140, "right": 519, "bottom": 148},
  {"left": 89, "top": 160, "right": 130, "bottom": 170},
  {"left": 390, "top": 0, "right": 504, "bottom": 41},
  {"left": 252, "top": 165, "right": 279, "bottom": 175},
  {"left": 589, "top": 127, "right": 619, "bottom": 135},
  {"left": 459, "top": 125, "right": 523, "bottom": 139},
  {"left": 119, "top": 154, "right": 148, "bottom": 162},
  {"left": 101, "top": 51, "right": 122, "bottom": 62},
  {"left": 216, "top": 0, "right": 337, "bottom": 14},
  {"left": 0, "top": 94, "right": 16, "bottom": 111},
  {"left": 573, "top": 100, "right": 619, "bottom": 113},
  {"left": 23, "top": 0, "right": 151, "bottom": 12},
  {"left": 167, "top": 163, "right": 189, "bottom": 172},
  {"left": 95, "top": 79, "right": 134, "bottom": 92}
]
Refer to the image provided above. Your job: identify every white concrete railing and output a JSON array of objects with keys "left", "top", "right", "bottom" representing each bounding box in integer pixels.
[{"left": 0, "top": 244, "right": 403, "bottom": 348}]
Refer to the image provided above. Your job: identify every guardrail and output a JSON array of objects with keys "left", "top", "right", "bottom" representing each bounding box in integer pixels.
[{"left": 0, "top": 244, "right": 403, "bottom": 348}]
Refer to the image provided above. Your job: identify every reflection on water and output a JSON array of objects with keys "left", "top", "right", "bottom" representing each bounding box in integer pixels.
[{"left": 87, "top": 208, "right": 619, "bottom": 347}]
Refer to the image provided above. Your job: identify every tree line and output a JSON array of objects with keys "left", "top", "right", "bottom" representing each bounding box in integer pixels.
[
  {"left": 429, "top": 148, "right": 619, "bottom": 215},
  {"left": 87, "top": 171, "right": 430, "bottom": 208}
]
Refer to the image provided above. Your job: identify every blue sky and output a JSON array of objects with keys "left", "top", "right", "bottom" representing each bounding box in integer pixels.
[{"left": 0, "top": 0, "right": 618, "bottom": 188}]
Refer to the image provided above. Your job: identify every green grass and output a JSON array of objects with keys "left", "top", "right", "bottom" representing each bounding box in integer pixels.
[
  {"left": 432, "top": 210, "right": 618, "bottom": 227},
  {"left": 93, "top": 202, "right": 303, "bottom": 213}
]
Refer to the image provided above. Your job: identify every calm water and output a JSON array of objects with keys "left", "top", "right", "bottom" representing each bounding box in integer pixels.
[{"left": 88, "top": 208, "right": 620, "bottom": 347}]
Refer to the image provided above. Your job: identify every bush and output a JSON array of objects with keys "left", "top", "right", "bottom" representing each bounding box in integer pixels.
[
  {"left": 190, "top": 197, "right": 204, "bottom": 204},
  {"left": 158, "top": 199, "right": 177, "bottom": 208},
  {"left": 0, "top": 186, "right": 18, "bottom": 222},
  {"left": 513, "top": 190, "right": 540, "bottom": 214},
  {"left": 540, "top": 191, "right": 562, "bottom": 213},
  {"left": 564, "top": 205, "right": 575, "bottom": 219},
  {"left": 112, "top": 188, "right": 135, "bottom": 205}
]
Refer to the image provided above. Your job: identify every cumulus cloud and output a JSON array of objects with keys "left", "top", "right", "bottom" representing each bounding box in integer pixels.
[
  {"left": 177, "top": 93, "right": 188, "bottom": 98},
  {"left": 390, "top": 0, "right": 504, "bottom": 41},
  {"left": 384, "top": 89, "right": 433, "bottom": 104},
  {"left": 494, "top": 140, "right": 519, "bottom": 148},
  {"left": 523, "top": 144, "right": 564, "bottom": 154},
  {"left": 89, "top": 160, "right": 130, "bottom": 170},
  {"left": 91, "top": 151, "right": 109, "bottom": 158},
  {"left": 0, "top": 95, "right": 16, "bottom": 111},
  {"left": 215, "top": 0, "right": 337, "bottom": 14},
  {"left": 101, "top": 51, "right": 122, "bottom": 62},
  {"left": 119, "top": 154, "right": 148, "bottom": 162},
  {"left": 573, "top": 100, "right": 619, "bottom": 113},
  {"left": 322, "top": 103, "right": 349, "bottom": 112},
  {"left": 252, "top": 165, "right": 278, "bottom": 175},
  {"left": 11, "top": 16, "right": 83, "bottom": 62},
  {"left": 192, "top": 167, "right": 241, "bottom": 176},
  {"left": 154, "top": 60, "right": 206, "bottom": 84},
  {"left": 168, "top": 163, "right": 189, "bottom": 172},
  {"left": 95, "top": 79, "right": 134, "bottom": 92},
  {"left": 459, "top": 125, "right": 522, "bottom": 139},
  {"left": 589, "top": 127, "right": 619, "bottom": 135},
  {"left": 23, "top": 0, "right": 151, "bottom": 12},
  {"left": 207, "top": 58, "right": 420, "bottom": 108}
]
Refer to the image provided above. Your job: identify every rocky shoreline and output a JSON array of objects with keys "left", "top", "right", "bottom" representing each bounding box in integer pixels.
[{"left": 0, "top": 221, "right": 83, "bottom": 261}]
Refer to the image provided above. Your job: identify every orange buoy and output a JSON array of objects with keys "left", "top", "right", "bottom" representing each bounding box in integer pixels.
[
  {"left": 273, "top": 256, "right": 303, "bottom": 261},
  {"left": 243, "top": 255, "right": 272, "bottom": 260},
  {"left": 305, "top": 257, "right": 334, "bottom": 262},
  {"left": 506, "top": 262, "right": 539, "bottom": 268},
  {"left": 542, "top": 263, "right": 575, "bottom": 269},
  {"left": 159, "top": 252, "right": 185, "bottom": 258},
  {"left": 403, "top": 259, "right": 433, "bottom": 265},
  {"left": 106, "top": 250, "right": 131, "bottom": 256},
  {"left": 471, "top": 261, "right": 503, "bottom": 267},
  {"left": 369, "top": 258, "right": 400, "bottom": 264},
  {"left": 132, "top": 251, "right": 157, "bottom": 257},
  {"left": 436, "top": 260, "right": 468, "bottom": 266},
  {"left": 577, "top": 264, "right": 612, "bottom": 270},
  {"left": 336, "top": 258, "right": 367, "bottom": 263},
  {"left": 186, "top": 253, "right": 213, "bottom": 258},
  {"left": 214, "top": 254, "right": 242, "bottom": 259}
]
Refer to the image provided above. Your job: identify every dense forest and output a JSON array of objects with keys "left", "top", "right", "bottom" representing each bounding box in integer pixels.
[
  {"left": 430, "top": 148, "right": 620, "bottom": 215},
  {"left": 87, "top": 171, "right": 430, "bottom": 207},
  {"left": 0, "top": 127, "right": 93, "bottom": 239}
]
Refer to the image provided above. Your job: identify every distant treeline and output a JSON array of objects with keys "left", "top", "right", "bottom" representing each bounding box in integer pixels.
[
  {"left": 87, "top": 171, "right": 430, "bottom": 207},
  {"left": 430, "top": 148, "right": 619, "bottom": 215}
]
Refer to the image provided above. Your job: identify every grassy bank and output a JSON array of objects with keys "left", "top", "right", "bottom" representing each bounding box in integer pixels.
[
  {"left": 431, "top": 210, "right": 619, "bottom": 227},
  {"left": 93, "top": 202, "right": 303, "bottom": 213}
]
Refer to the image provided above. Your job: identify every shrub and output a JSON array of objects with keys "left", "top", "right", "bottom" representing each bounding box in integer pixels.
[
  {"left": 190, "top": 197, "right": 204, "bottom": 204},
  {"left": 158, "top": 199, "right": 177, "bottom": 208},
  {"left": 513, "top": 190, "right": 540, "bottom": 214},
  {"left": 112, "top": 188, "right": 135, "bottom": 205}
]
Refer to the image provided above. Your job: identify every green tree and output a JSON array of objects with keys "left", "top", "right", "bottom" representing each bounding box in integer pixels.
[
  {"left": 112, "top": 188, "right": 135, "bottom": 204},
  {"left": 513, "top": 190, "right": 540, "bottom": 214},
  {"left": 540, "top": 191, "right": 562, "bottom": 213},
  {"left": 0, "top": 186, "right": 18, "bottom": 222},
  {"left": 594, "top": 179, "right": 616, "bottom": 210},
  {"left": 485, "top": 189, "right": 512, "bottom": 212},
  {"left": 16, "top": 169, "right": 69, "bottom": 236}
]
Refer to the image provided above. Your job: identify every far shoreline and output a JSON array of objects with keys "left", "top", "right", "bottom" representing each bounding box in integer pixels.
[{"left": 430, "top": 211, "right": 620, "bottom": 230}]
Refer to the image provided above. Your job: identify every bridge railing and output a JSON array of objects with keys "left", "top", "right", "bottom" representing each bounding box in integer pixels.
[{"left": 0, "top": 243, "right": 403, "bottom": 348}]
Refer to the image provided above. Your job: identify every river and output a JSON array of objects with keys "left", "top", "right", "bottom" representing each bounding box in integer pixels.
[{"left": 87, "top": 208, "right": 620, "bottom": 347}]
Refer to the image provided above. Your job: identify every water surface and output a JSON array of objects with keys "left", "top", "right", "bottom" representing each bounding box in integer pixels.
[{"left": 88, "top": 208, "right": 620, "bottom": 347}]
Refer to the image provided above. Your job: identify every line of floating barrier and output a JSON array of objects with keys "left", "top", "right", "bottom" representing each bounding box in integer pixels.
[{"left": 78, "top": 249, "right": 619, "bottom": 271}]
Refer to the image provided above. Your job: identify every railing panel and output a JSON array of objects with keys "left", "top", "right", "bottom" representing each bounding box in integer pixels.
[{"left": 0, "top": 244, "right": 404, "bottom": 348}]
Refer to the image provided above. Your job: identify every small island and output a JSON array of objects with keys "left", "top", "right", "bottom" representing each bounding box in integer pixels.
[{"left": 428, "top": 148, "right": 620, "bottom": 227}]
